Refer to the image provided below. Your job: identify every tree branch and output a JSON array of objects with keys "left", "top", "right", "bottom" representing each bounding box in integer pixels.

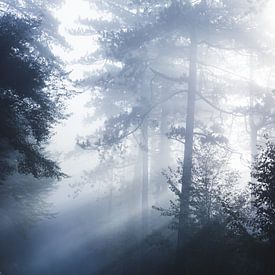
[
  {"left": 197, "top": 91, "right": 243, "bottom": 117},
  {"left": 150, "top": 67, "right": 188, "bottom": 83},
  {"left": 117, "top": 89, "right": 188, "bottom": 141},
  {"left": 80, "top": 89, "right": 188, "bottom": 150},
  {"left": 199, "top": 40, "right": 247, "bottom": 51}
]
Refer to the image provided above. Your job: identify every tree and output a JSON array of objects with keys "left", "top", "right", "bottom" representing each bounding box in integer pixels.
[
  {"left": 0, "top": 9, "right": 69, "bottom": 272},
  {"left": 154, "top": 138, "right": 240, "bottom": 228},
  {"left": 75, "top": 0, "right": 270, "bottom": 249},
  {"left": 248, "top": 61, "right": 275, "bottom": 162},
  {"left": 0, "top": 13, "right": 67, "bottom": 181},
  {"left": 251, "top": 139, "right": 275, "bottom": 244}
]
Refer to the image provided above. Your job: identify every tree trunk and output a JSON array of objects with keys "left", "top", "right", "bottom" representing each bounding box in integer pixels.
[
  {"left": 108, "top": 181, "right": 113, "bottom": 217},
  {"left": 250, "top": 123, "right": 258, "bottom": 162},
  {"left": 248, "top": 54, "right": 258, "bottom": 207},
  {"left": 107, "top": 168, "right": 114, "bottom": 218},
  {"left": 133, "top": 145, "right": 142, "bottom": 212},
  {"left": 178, "top": 31, "right": 197, "bottom": 248},
  {"left": 141, "top": 117, "right": 149, "bottom": 235},
  {"left": 249, "top": 54, "right": 258, "bottom": 163},
  {"left": 156, "top": 100, "right": 170, "bottom": 196}
]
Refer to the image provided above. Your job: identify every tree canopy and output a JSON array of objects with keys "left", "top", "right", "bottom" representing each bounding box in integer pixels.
[{"left": 0, "top": 13, "right": 66, "bottom": 181}]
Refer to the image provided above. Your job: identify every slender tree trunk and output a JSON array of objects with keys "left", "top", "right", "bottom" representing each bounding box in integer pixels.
[
  {"left": 249, "top": 54, "right": 258, "bottom": 163},
  {"left": 133, "top": 145, "right": 142, "bottom": 212},
  {"left": 248, "top": 54, "right": 259, "bottom": 209},
  {"left": 157, "top": 101, "right": 169, "bottom": 196},
  {"left": 178, "top": 31, "right": 197, "bottom": 248},
  {"left": 141, "top": 117, "right": 149, "bottom": 235},
  {"left": 108, "top": 183, "right": 113, "bottom": 217},
  {"left": 108, "top": 169, "right": 114, "bottom": 218},
  {"left": 250, "top": 124, "right": 258, "bottom": 162}
]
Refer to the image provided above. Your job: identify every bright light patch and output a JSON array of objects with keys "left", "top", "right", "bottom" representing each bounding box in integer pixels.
[
  {"left": 53, "top": 0, "right": 100, "bottom": 64},
  {"left": 55, "top": 0, "right": 92, "bottom": 27}
]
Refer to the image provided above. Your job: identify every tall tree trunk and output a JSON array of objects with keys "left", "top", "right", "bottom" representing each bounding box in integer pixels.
[
  {"left": 107, "top": 168, "right": 114, "bottom": 218},
  {"left": 108, "top": 180, "right": 113, "bottom": 217},
  {"left": 249, "top": 123, "right": 258, "bottom": 162},
  {"left": 156, "top": 101, "right": 169, "bottom": 196},
  {"left": 178, "top": 31, "right": 197, "bottom": 248},
  {"left": 249, "top": 54, "right": 258, "bottom": 163},
  {"left": 141, "top": 117, "right": 149, "bottom": 235},
  {"left": 133, "top": 145, "right": 142, "bottom": 212}
]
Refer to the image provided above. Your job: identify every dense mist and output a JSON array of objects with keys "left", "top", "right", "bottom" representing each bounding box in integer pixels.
[{"left": 1, "top": 0, "right": 275, "bottom": 274}]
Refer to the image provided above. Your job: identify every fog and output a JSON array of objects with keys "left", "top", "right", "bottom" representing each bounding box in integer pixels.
[{"left": 1, "top": 0, "right": 275, "bottom": 274}]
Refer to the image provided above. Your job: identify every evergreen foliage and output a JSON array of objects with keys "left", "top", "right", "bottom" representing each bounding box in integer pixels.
[{"left": 0, "top": 13, "right": 66, "bottom": 180}]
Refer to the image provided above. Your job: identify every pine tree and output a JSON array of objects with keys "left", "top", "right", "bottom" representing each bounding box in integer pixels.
[
  {"left": 251, "top": 139, "right": 275, "bottom": 244},
  {"left": 0, "top": 13, "right": 67, "bottom": 180}
]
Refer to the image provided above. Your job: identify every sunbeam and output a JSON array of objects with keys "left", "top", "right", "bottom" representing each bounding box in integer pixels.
[{"left": 1, "top": 1, "right": 275, "bottom": 275}]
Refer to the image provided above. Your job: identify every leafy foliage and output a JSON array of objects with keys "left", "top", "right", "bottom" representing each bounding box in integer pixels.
[
  {"left": 0, "top": 14, "right": 66, "bottom": 181},
  {"left": 154, "top": 139, "right": 241, "bottom": 230},
  {"left": 251, "top": 139, "right": 275, "bottom": 243}
]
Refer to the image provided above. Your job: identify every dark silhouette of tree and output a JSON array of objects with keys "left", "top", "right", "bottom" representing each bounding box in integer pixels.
[
  {"left": 153, "top": 138, "right": 241, "bottom": 229},
  {"left": 0, "top": 14, "right": 66, "bottom": 181},
  {"left": 251, "top": 139, "right": 275, "bottom": 244}
]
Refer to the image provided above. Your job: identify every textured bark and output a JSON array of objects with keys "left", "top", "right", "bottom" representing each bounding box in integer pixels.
[{"left": 178, "top": 32, "right": 198, "bottom": 248}]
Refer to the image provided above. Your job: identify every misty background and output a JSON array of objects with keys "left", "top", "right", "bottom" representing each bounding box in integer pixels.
[{"left": 1, "top": 0, "right": 275, "bottom": 274}]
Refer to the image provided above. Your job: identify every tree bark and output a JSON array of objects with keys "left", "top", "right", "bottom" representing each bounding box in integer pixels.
[{"left": 178, "top": 31, "right": 198, "bottom": 248}]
